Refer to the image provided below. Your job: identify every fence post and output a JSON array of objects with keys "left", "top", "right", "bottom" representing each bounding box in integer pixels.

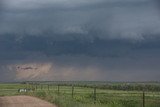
[
  {"left": 48, "top": 85, "right": 49, "bottom": 91},
  {"left": 26, "top": 83, "right": 28, "bottom": 89},
  {"left": 33, "top": 84, "right": 35, "bottom": 91},
  {"left": 94, "top": 87, "right": 97, "bottom": 104},
  {"left": 30, "top": 83, "right": 32, "bottom": 89},
  {"left": 72, "top": 85, "right": 74, "bottom": 98},
  {"left": 33, "top": 83, "right": 35, "bottom": 91},
  {"left": 28, "top": 83, "right": 30, "bottom": 89},
  {"left": 31, "top": 83, "right": 34, "bottom": 91},
  {"left": 35, "top": 84, "right": 37, "bottom": 90},
  {"left": 58, "top": 85, "right": 60, "bottom": 95},
  {"left": 41, "top": 84, "right": 42, "bottom": 90},
  {"left": 142, "top": 91, "right": 145, "bottom": 107},
  {"left": 31, "top": 83, "right": 33, "bottom": 90}
]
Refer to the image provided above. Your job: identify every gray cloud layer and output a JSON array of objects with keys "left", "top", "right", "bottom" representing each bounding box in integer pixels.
[
  {"left": 0, "top": 0, "right": 160, "bottom": 81},
  {"left": 1, "top": 0, "right": 160, "bottom": 40}
]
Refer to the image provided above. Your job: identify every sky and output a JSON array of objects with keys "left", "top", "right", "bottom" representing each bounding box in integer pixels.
[{"left": 0, "top": 0, "right": 160, "bottom": 82}]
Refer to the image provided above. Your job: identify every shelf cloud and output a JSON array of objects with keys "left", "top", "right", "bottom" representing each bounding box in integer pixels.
[{"left": 0, "top": 0, "right": 160, "bottom": 82}]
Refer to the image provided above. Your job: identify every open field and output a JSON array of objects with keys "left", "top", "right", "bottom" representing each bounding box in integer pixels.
[
  {"left": 0, "top": 84, "right": 26, "bottom": 96},
  {"left": 0, "top": 82, "right": 160, "bottom": 107}
]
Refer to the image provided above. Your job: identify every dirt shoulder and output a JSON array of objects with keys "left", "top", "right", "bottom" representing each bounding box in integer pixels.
[{"left": 0, "top": 95, "right": 57, "bottom": 107}]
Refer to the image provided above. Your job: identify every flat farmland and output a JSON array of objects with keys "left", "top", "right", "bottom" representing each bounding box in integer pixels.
[{"left": 0, "top": 82, "right": 160, "bottom": 107}]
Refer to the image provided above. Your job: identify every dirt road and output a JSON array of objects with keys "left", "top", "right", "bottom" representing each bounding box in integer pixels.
[{"left": 0, "top": 95, "right": 57, "bottom": 107}]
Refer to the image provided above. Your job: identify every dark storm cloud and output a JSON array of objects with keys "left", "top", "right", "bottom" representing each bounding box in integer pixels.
[
  {"left": 0, "top": 0, "right": 160, "bottom": 81},
  {"left": 1, "top": 0, "right": 159, "bottom": 40},
  {"left": 0, "top": 0, "right": 4, "bottom": 15},
  {"left": 155, "top": 0, "right": 160, "bottom": 9}
]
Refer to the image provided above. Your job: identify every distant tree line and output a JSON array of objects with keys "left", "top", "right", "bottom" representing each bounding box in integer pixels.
[{"left": 24, "top": 81, "right": 160, "bottom": 92}]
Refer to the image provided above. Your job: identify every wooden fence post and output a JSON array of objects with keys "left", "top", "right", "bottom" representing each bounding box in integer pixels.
[
  {"left": 51, "top": 84, "right": 53, "bottom": 90},
  {"left": 58, "top": 85, "right": 60, "bottom": 95},
  {"left": 31, "top": 83, "right": 33, "bottom": 90},
  {"left": 35, "top": 84, "right": 37, "bottom": 90},
  {"left": 48, "top": 84, "right": 49, "bottom": 91},
  {"left": 94, "top": 87, "right": 97, "bottom": 104},
  {"left": 41, "top": 84, "right": 42, "bottom": 90},
  {"left": 72, "top": 85, "right": 74, "bottom": 98},
  {"left": 26, "top": 83, "right": 28, "bottom": 89},
  {"left": 142, "top": 91, "right": 145, "bottom": 107}
]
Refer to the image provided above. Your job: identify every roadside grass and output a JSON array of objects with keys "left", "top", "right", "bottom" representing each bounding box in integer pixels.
[
  {"left": 0, "top": 84, "right": 26, "bottom": 96},
  {"left": 28, "top": 86, "right": 160, "bottom": 107}
]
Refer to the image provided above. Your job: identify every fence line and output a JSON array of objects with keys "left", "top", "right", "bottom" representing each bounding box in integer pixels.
[{"left": 29, "top": 84, "right": 148, "bottom": 107}]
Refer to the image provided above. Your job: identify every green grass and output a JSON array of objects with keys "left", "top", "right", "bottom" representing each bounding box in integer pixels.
[
  {"left": 29, "top": 85, "right": 160, "bottom": 107},
  {"left": 0, "top": 83, "right": 26, "bottom": 96},
  {"left": 0, "top": 83, "right": 160, "bottom": 107}
]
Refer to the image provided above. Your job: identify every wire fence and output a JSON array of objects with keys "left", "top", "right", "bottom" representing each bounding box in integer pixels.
[{"left": 25, "top": 84, "right": 160, "bottom": 107}]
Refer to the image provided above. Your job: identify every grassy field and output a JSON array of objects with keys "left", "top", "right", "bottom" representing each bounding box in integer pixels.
[
  {"left": 0, "top": 83, "right": 26, "bottom": 96},
  {"left": 0, "top": 83, "right": 160, "bottom": 107}
]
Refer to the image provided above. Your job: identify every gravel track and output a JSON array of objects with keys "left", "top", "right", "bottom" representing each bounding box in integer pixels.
[{"left": 0, "top": 95, "right": 57, "bottom": 107}]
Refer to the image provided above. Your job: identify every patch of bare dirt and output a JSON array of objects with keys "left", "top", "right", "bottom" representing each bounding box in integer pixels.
[{"left": 0, "top": 95, "right": 57, "bottom": 107}]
